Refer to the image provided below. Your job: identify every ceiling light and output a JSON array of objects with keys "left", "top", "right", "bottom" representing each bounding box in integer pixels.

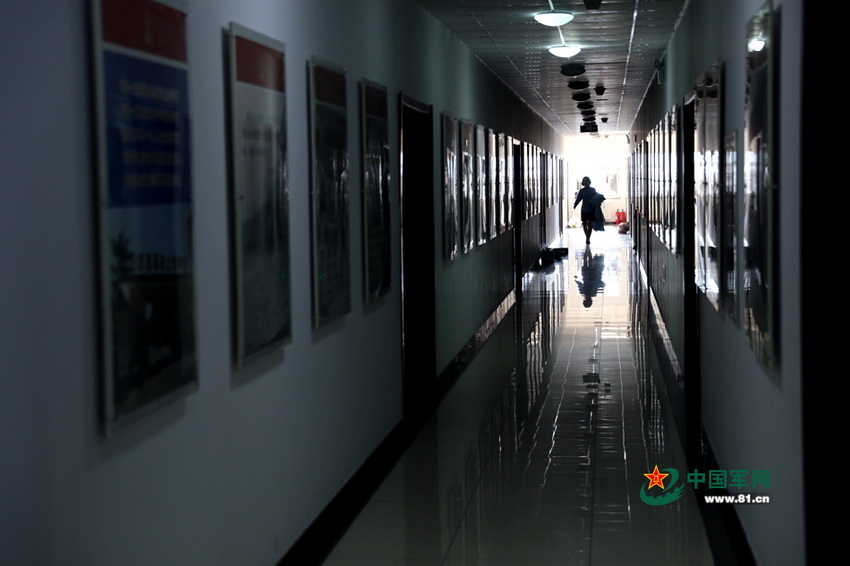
[
  {"left": 534, "top": 11, "right": 574, "bottom": 27},
  {"left": 549, "top": 45, "right": 581, "bottom": 58}
]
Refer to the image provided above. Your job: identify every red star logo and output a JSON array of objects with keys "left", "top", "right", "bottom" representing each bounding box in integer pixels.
[{"left": 644, "top": 465, "right": 669, "bottom": 490}]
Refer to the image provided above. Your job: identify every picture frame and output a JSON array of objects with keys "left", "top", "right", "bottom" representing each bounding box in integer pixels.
[
  {"left": 702, "top": 63, "right": 723, "bottom": 310},
  {"left": 743, "top": 1, "right": 780, "bottom": 371},
  {"left": 459, "top": 119, "right": 475, "bottom": 253},
  {"left": 227, "top": 23, "right": 291, "bottom": 367},
  {"left": 653, "top": 122, "right": 660, "bottom": 242},
  {"left": 361, "top": 80, "right": 391, "bottom": 302},
  {"left": 441, "top": 112, "right": 459, "bottom": 259},
  {"left": 496, "top": 133, "right": 506, "bottom": 233},
  {"left": 669, "top": 106, "right": 680, "bottom": 255},
  {"left": 476, "top": 124, "right": 488, "bottom": 245},
  {"left": 662, "top": 124, "right": 668, "bottom": 242},
  {"left": 522, "top": 142, "right": 532, "bottom": 221},
  {"left": 504, "top": 136, "right": 514, "bottom": 230},
  {"left": 723, "top": 129, "right": 739, "bottom": 322},
  {"left": 487, "top": 129, "right": 498, "bottom": 235},
  {"left": 534, "top": 145, "right": 542, "bottom": 216},
  {"left": 308, "top": 58, "right": 351, "bottom": 328},
  {"left": 90, "top": 0, "right": 197, "bottom": 434}
]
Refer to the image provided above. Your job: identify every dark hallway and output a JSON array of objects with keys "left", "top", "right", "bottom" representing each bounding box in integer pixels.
[{"left": 1, "top": 1, "right": 806, "bottom": 565}]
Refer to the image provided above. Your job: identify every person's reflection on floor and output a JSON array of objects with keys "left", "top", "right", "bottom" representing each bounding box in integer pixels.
[{"left": 575, "top": 245, "right": 605, "bottom": 308}]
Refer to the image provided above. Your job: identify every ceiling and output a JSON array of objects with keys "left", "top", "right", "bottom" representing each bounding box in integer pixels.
[{"left": 414, "top": 0, "right": 687, "bottom": 136}]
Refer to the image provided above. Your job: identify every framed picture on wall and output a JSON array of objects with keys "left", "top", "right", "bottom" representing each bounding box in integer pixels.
[
  {"left": 644, "top": 132, "right": 652, "bottom": 234},
  {"left": 702, "top": 62, "right": 723, "bottom": 310},
  {"left": 669, "top": 105, "right": 680, "bottom": 255},
  {"left": 505, "top": 136, "right": 514, "bottom": 231},
  {"left": 361, "top": 80, "right": 391, "bottom": 302},
  {"left": 526, "top": 142, "right": 533, "bottom": 218},
  {"left": 441, "top": 112, "right": 459, "bottom": 259},
  {"left": 497, "top": 133, "right": 506, "bottom": 233},
  {"left": 694, "top": 79, "right": 707, "bottom": 297},
  {"left": 523, "top": 142, "right": 532, "bottom": 221},
  {"left": 90, "top": 0, "right": 197, "bottom": 434},
  {"left": 541, "top": 151, "right": 548, "bottom": 211},
  {"left": 476, "top": 124, "right": 488, "bottom": 245},
  {"left": 308, "top": 58, "right": 351, "bottom": 328},
  {"left": 227, "top": 23, "right": 291, "bottom": 368},
  {"left": 743, "top": 1, "right": 780, "bottom": 371},
  {"left": 723, "top": 130, "right": 738, "bottom": 322},
  {"left": 488, "top": 129, "right": 498, "bottom": 236},
  {"left": 459, "top": 119, "right": 475, "bottom": 253},
  {"left": 653, "top": 126, "right": 661, "bottom": 239},
  {"left": 640, "top": 144, "right": 645, "bottom": 225},
  {"left": 662, "top": 121, "right": 669, "bottom": 243},
  {"left": 534, "top": 144, "right": 541, "bottom": 218}
]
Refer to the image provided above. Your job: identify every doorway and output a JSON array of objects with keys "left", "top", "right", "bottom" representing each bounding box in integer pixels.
[{"left": 398, "top": 94, "right": 436, "bottom": 419}]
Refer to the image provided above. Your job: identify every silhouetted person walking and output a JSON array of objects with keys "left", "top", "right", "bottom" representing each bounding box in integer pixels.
[{"left": 574, "top": 176, "right": 598, "bottom": 244}]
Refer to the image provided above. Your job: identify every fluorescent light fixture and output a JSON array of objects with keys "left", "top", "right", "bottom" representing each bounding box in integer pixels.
[
  {"left": 549, "top": 45, "right": 581, "bottom": 58},
  {"left": 534, "top": 11, "right": 574, "bottom": 26}
]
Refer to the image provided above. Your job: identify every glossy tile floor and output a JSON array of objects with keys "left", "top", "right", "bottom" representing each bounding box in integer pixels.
[{"left": 323, "top": 227, "right": 715, "bottom": 565}]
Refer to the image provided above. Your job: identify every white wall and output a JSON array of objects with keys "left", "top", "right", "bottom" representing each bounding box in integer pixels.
[{"left": 0, "top": 1, "right": 565, "bottom": 564}]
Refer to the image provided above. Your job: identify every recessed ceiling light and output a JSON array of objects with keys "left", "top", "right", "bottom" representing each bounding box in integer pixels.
[
  {"left": 534, "top": 11, "right": 575, "bottom": 27},
  {"left": 549, "top": 45, "right": 581, "bottom": 58}
]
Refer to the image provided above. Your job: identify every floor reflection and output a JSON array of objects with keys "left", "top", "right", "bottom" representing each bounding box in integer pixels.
[{"left": 324, "top": 227, "right": 714, "bottom": 565}]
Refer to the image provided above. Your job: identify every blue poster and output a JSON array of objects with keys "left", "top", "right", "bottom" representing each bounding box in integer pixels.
[{"left": 94, "top": 0, "right": 196, "bottom": 433}]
